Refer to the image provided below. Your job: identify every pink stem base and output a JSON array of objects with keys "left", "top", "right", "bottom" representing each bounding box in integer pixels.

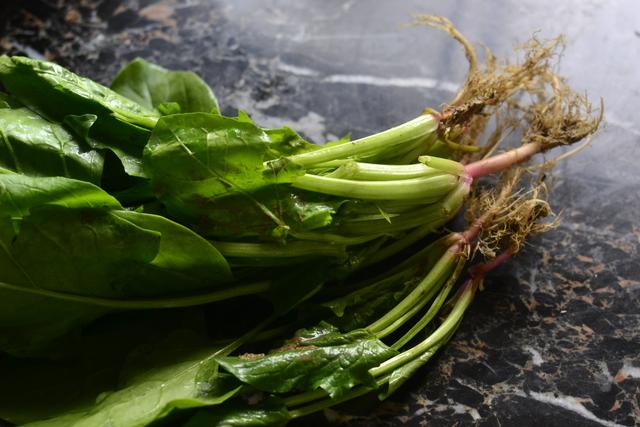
[
  {"left": 464, "top": 142, "right": 542, "bottom": 178},
  {"left": 468, "top": 246, "right": 516, "bottom": 279}
]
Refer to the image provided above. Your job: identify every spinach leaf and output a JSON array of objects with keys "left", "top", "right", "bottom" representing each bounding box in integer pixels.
[
  {"left": 0, "top": 56, "right": 159, "bottom": 176},
  {"left": 183, "top": 404, "right": 291, "bottom": 427},
  {"left": 181, "top": 187, "right": 345, "bottom": 240},
  {"left": 144, "top": 112, "right": 307, "bottom": 198},
  {"left": 216, "top": 322, "right": 397, "bottom": 398},
  {"left": 324, "top": 276, "right": 418, "bottom": 331},
  {"left": 61, "top": 113, "right": 141, "bottom": 179},
  {"left": 0, "top": 173, "right": 121, "bottom": 215},
  {"left": 22, "top": 331, "right": 241, "bottom": 427},
  {"left": 0, "top": 104, "right": 103, "bottom": 183},
  {"left": 0, "top": 309, "right": 209, "bottom": 424},
  {"left": 144, "top": 113, "right": 332, "bottom": 238},
  {"left": 0, "top": 90, "right": 21, "bottom": 108},
  {"left": 0, "top": 174, "right": 231, "bottom": 356},
  {"left": 263, "top": 261, "right": 326, "bottom": 316},
  {"left": 111, "top": 58, "right": 220, "bottom": 114},
  {"left": 62, "top": 113, "right": 148, "bottom": 194},
  {"left": 8, "top": 265, "right": 325, "bottom": 426}
]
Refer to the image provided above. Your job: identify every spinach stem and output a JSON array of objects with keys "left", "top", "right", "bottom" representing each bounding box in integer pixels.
[
  {"left": 338, "top": 204, "right": 450, "bottom": 235},
  {"left": 283, "top": 114, "right": 439, "bottom": 168},
  {"left": 391, "top": 257, "right": 465, "bottom": 349},
  {"left": 418, "top": 155, "right": 466, "bottom": 175},
  {"left": 291, "top": 173, "right": 458, "bottom": 201},
  {"left": 367, "top": 249, "right": 458, "bottom": 334},
  {"left": 369, "top": 280, "right": 476, "bottom": 377},
  {"left": 287, "top": 230, "right": 382, "bottom": 246},
  {"left": 287, "top": 376, "right": 390, "bottom": 418},
  {"left": 211, "top": 240, "right": 346, "bottom": 259},
  {"left": 335, "top": 177, "right": 468, "bottom": 239},
  {"left": 0, "top": 280, "right": 271, "bottom": 309},
  {"left": 374, "top": 278, "right": 444, "bottom": 339},
  {"left": 327, "top": 161, "right": 441, "bottom": 181}
]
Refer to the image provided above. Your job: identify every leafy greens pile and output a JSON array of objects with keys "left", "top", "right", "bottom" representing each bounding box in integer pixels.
[{"left": 0, "top": 16, "right": 600, "bottom": 427}]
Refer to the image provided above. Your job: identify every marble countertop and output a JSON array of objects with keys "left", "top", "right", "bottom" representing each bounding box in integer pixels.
[{"left": 1, "top": 1, "right": 638, "bottom": 426}]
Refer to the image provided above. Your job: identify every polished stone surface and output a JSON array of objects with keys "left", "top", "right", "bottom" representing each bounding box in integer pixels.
[{"left": 1, "top": 1, "right": 638, "bottom": 426}]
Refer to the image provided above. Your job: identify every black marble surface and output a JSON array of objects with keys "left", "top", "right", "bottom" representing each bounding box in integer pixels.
[{"left": 1, "top": 1, "right": 638, "bottom": 426}]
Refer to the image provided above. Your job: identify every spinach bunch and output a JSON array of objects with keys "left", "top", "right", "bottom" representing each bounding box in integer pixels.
[{"left": 0, "top": 25, "right": 599, "bottom": 425}]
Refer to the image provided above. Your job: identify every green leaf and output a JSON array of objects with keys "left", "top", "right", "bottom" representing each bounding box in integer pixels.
[
  {"left": 145, "top": 113, "right": 305, "bottom": 198},
  {"left": 0, "top": 56, "right": 158, "bottom": 176},
  {"left": 21, "top": 330, "right": 241, "bottom": 427},
  {"left": 61, "top": 113, "right": 145, "bottom": 183},
  {"left": 0, "top": 106, "right": 103, "bottom": 183},
  {"left": 144, "top": 113, "right": 328, "bottom": 238},
  {"left": 158, "top": 101, "right": 182, "bottom": 115},
  {"left": 0, "top": 90, "right": 22, "bottom": 109},
  {"left": 324, "top": 276, "right": 418, "bottom": 331},
  {"left": 0, "top": 174, "right": 231, "bottom": 355},
  {"left": 113, "top": 210, "right": 232, "bottom": 285},
  {"left": 0, "top": 174, "right": 121, "bottom": 217},
  {"left": 111, "top": 58, "right": 220, "bottom": 114},
  {"left": 264, "top": 262, "right": 326, "bottom": 316},
  {"left": 181, "top": 187, "right": 345, "bottom": 240},
  {"left": 183, "top": 403, "right": 291, "bottom": 427},
  {"left": 0, "top": 309, "right": 209, "bottom": 424},
  {"left": 216, "top": 322, "right": 397, "bottom": 398},
  {"left": 264, "top": 126, "right": 320, "bottom": 157}
]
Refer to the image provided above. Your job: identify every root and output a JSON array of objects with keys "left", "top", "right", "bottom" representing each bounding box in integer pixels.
[
  {"left": 522, "top": 78, "right": 603, "bottom": 151},
  {"left": 413, "top": 16, "right": 601, "bottom": 273},
  {"left": 411, "top": 15, "right": 478, "bottom": 106},
  {"left": 414, "top": 16, "right": 602, "bottom": 162},
  {"left": 466, "top": 170, "right": 558, "bottom": 258}
]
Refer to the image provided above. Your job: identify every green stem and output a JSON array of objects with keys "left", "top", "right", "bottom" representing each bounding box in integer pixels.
[
  {"left": 358, "top": 234, "right": 456, "bottom": 283},
  {"left": 307, "top": 132, "right": 429, "bottom": 170},
  {"left": 288, "top": 230, "right": 382, "bottom": 246},
  {"left": 357, "top": 224, "right": 438, "bottom": 269},
  {"left": 324, "top": 261, "right": 421, "bottom": 301},
  {"left": 391, "top": 257, "right": 465, "bottom": 349},
  {"left": 341, "top": 198, "right": 443, "bottom": 216},
  {"left": 211, "top": 240, "right": 346, "bottom": 259},
  {"left": 215, "top": 312, "right": 279, "bottom": 357},
  {"left": 367, "top": 249, "right": 458, "bottom": 334},
  {"left": 327, "top": 161, "right": 441, "bottom": 181},
  {"left": 0, "top": 280, "right": 270, "bottom": 309},
  {"left": 283, "top": 115, "right": 439, "bottom": 168},
  {"left": 369, "top": 280, "right": 476, "bottom": 378},
  {"left": 356, "top": 182, "right": 468, "bottom": 265},
  {"left": 338, "top": 202, "right": 451, "bottom": 235},
  {"left": 292, "top": 173, "right": 458, "bottom": 201},
  {"left": 117, "top": 112, "right": 158, "bottom": 130},
  {"left": 284, "top": 389, "right": 328, "bottom": 408},
  {"left": 418, "top": 155, "right": 466, "bottom": 175},
  {"left": 288, "top": 376, "right": 390, "bottom": 418},
  {"left": 375, "top": 275, "right": 444, "bottom": 339},
  {"left": 443, "top": 137, "right": 481, "bottom": 153},
  {"left": 385, "top": 136, "right": 437, "bottom": 164}
]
